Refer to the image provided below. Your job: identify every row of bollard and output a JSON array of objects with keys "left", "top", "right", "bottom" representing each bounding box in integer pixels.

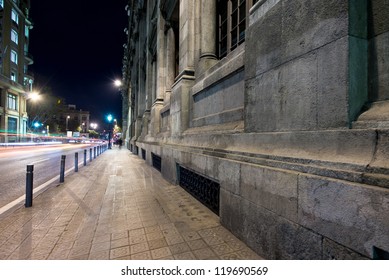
[{"left": 25, "top": 144, "right": 108, "bottom": 208}]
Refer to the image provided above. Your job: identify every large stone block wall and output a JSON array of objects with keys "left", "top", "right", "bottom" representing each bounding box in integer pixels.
[
  {"left": 130, "top": 0, "right": 389, "bottom": 260},
  {"left": 135, "top": 141, "right": 388, "bottom": 259},
  {"left": 191, "top": 70, "right": 244, "bottom": 127},
  {"left": 190, "top": 44, "right": 245, "bottom": 129},
  {"left": 218, "top": 157, "right": 388, "bottom": 259},
  {"left": 245, "top": 0, "right": 354, "bottom": 131}
]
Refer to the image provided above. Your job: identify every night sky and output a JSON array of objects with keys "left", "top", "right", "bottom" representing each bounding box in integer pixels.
[{"left": 29, "top": 0, "right": 128, "bottom": 128}]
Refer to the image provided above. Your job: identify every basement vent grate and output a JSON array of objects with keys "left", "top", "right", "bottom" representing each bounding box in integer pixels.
[
  {"left": 141, "top": 148, "right": 146, "bottom": 160},
  {"left": 134, "top": 146, "right": 139, "bottom": 155},
  {"left": 151, "top": 153, "right": 162, "bottom": 172},
  {"left": 177, "top": 164, "right": 220, "bottom": 215},
  {"left": 373, "top": 246, "right": 389, "bottom": 260}
]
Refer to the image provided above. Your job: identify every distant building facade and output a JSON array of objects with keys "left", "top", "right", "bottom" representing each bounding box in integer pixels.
[
  {"left": 121, "top": 0, "right": 389, "bottom": 259},
  {"left": 0, "top": 0, "right": 33, "bottom": 142},
  {"left": 61, "top": 104, "right": 90, "bottom": 134}
]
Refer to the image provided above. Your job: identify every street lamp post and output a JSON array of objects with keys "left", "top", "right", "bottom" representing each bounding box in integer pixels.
[
  {"left": 26, "top": 91, "right": 41, "bottom": 143},
  {"left": 66, "top": 115, "right": 70, "bottom": 131},
  {"left": 107, "top": 114, "right": 113, "bottom": 149}
]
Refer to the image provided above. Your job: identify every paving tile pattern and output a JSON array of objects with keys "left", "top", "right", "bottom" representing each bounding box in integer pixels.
[{"left": 0, "top": 149, "right": 263, "bottom": 260}]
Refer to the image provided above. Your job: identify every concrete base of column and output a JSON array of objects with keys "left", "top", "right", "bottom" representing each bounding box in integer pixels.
[{"left": 198, "top": 55, "right": 218, "bottom": 76}]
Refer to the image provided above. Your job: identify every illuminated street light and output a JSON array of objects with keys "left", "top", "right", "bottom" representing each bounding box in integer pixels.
[
  {"left": 114, "top": 80, "right": 122, "bottom": 87},
  {"left": 66, "top": 115, "right": 70, "bottom": 131},
  {"left": 90, "top": 123, "right": 98, "bottom": 130},
  {"left": 106, "top": 114, "right": 114, "bottom": 149},
  {"left": 28, "top": 91, "right": 40, "bottom": 101}
]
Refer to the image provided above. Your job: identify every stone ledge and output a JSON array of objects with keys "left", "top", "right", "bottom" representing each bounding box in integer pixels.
[{"left": 141, "top": 128, "right": 389, "bottom": 189}]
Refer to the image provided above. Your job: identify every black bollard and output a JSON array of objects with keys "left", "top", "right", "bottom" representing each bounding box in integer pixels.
[
  {"left": 60, "top": 155, "right": 66, "bottom": 183},
  {"left": 90, "top": 148, "right": 92, "bottom": 162},
  {"left": 84, "top": 149, "right": 87, "bottom": 166},
  {"left": 25, "top": 165, "right": 34, "bottom": 207},
  {"left": 75, "top": 152, "right": 79, "bottom": 172},
  {"left": 94, "top": 147, "right": 96, "bottom": 159}
]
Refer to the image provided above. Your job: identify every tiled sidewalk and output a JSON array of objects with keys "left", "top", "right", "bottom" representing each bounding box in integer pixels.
[{"left": 0, "top": 148, "right": 263, "bottom": 260}]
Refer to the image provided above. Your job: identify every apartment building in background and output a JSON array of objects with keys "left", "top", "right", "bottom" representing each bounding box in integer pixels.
[{"left": 0, "top": 0, "right": 33, "bottom": 142}]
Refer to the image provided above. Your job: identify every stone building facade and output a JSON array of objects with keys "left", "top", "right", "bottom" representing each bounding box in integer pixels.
[{"left": 120, "top": 0, "right": 389, "bottom": 259}]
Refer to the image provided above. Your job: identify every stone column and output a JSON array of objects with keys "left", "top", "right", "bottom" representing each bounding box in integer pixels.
[
  {"left": 165, "top": 26, "right": 176, "bottom": 103},
  {"left": 199, "top": 0, "right": 218, "bottom": 73}
]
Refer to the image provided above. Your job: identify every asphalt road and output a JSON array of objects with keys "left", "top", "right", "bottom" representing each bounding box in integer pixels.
[{"left": 0, "top": 143, "right": 102, "bottom": 209}]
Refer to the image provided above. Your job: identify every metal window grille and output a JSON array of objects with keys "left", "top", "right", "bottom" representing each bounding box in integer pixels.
[
  {"left": 141, "top": 148, "right": 146, "bottom": 160},
  {"left": 177, "top": 164, "right": 220, "bottom": 215},
  {"left": 134, "top": 146, "right": 139, "bottom": 155},
  {"left": 151, "top": 152, "right": 162, "bottom": 172}
]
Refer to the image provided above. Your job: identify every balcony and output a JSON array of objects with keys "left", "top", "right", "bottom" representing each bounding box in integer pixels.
[{"left": 24, "top": 52, "right": 34, "bottom": 65}]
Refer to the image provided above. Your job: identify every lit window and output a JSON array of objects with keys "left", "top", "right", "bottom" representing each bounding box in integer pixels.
[
  {"left": 0, "top": 0, "right": 3, "bottom": 8},
  {"left": 25, "top": 26, "right": 29, "bottom": 37},
  {"left": 11, "top": 50, "right": 18, "bottom": 64},
  {"left": 11, "top": 9, "right": 19, "bottom": 24},
  {"left": 7, "top": 94, "right": 17, "bottom": 110},
  {"left": 11, "top": 29, "right": 18, "bottom": 44},
  {"left": 11, "top": 71, "right": 17, "bottom": 82}
]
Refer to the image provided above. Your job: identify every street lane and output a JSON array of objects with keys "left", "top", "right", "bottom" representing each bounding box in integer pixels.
[{"left": 0, "top": 143, "right": 103, "bottom": 208}]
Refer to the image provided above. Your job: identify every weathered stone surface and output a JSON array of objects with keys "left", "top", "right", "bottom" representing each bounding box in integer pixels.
[
  {"left": 323, "top": 238, "right": 369, "bottom": 260},
  {"left": 192, "top": 70, "right": 244, "bottom": 127},
  {"left": 219, "top": 190, "right": 246, "bottom": 240},
  {"left": 170, "top": 79, "right": 193, "bottom": 135},
  {"left": 370, "top": 0, "right": 389, "bottom": 36},
  {"left": 245, "top": 0, "right": 352, "bottom": 131},
  {"left": 205, "top": 156, "right": 220, "bottom": 181},
  {"left": 245, "top": 1, "right": 282, "bottom": 78},
  {"left": 369, "top": 129, "right": 389, "bottom": 171},
  {"left": 272, "top": 216, "right": 322, "bottom": 260},
  {"left": 188, "top": 153, "right": 207, "bottom": 175},
  {"left": 218, "top": 160, "right": 241, "bottom": 195},
  {"left": 317, "top": 37, "right": 349, "bottom": 129},
  {"left": 369, "top": 32, "right": 389, "bottom": 101},
  {"left": 161, "top": 146, "right": 176, "bottom": 184},
  {"left": 281, "top": 0, "right": 348, "bottom": 63},
  {"left": 246, "top": 0, "right": 348, "bottom": 78},
  {"left": 222, "top": 191, "right": 322, "bottom": 259},
  {"left": 298, "top": 175, "right": 389, "bottom": 258},
  {"left": 241, "top": 164, "right": 298, "bottom": 222}
]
